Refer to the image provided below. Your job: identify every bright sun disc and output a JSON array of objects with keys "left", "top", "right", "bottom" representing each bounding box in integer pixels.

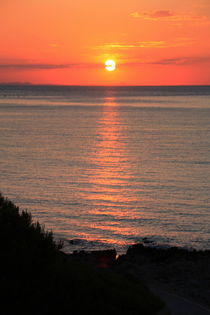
[{"left": 105, "top": 59, "right": 116, "bottom": 71}]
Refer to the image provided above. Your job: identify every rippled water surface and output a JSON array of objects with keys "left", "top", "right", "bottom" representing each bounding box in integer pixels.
[{"left": 1, "top": 85, "right": 210, "bottom": 253}]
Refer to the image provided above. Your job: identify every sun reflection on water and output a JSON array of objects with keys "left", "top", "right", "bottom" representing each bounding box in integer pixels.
[
  {"left": 79, "top": 93, "right": 138, "bottom": 245},
  {"left": 88, "top": 96, "right": 128, "bottom": 202}
]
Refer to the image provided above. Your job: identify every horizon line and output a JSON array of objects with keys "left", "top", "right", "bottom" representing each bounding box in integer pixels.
[{"left": 0, "top": 83, "right": 210, "bottom": 87}]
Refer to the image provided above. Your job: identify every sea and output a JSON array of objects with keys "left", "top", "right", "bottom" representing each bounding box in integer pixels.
[{"left": 0, "top": 84, "right": 210, "bottom": 254}]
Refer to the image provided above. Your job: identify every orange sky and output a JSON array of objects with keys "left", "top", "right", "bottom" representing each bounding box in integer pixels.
[{"left": 0, "top": 0, "right": 210, "bottom": 85}]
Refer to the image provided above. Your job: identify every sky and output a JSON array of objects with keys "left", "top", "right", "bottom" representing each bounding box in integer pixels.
[{"left": 0, "top": 0, "right": 210, "bottom": 85}]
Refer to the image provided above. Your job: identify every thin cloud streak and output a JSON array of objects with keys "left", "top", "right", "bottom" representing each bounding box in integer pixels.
[
  {"left": 122, "top": 56, "right": 210, "bottom": 66},
  {"left": 94, "top": 38, "right": 194, "bottom": 51},
  {"left": 149, "top": 56, "right": 210, "bottom": 65},
  {"left": 130, "top": 10, "right": 209, "bottom": 23},
  {"left": 0, "top": 64, "right": 71, "bottom": 70},
  {"left": 94, "top": 41, "right": 167, "bottom": 49},
  {"left": 0, "top": 63, "right": 99, "bottom": 70}
]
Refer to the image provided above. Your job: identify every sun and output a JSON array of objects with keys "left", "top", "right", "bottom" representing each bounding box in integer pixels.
[{"left": 105, "top": 59, "right": 116, "bottom": 71}]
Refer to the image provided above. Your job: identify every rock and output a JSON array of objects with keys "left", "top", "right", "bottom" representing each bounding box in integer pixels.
[{"left": 89, "top": 249, "right": 117, "bottom": 268}]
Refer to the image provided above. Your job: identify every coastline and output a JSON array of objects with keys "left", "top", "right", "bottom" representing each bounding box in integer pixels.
[
  {"left": 69, "top": 244, "right": 210, "bottom": 313},
  {"left": 116, "top": 244, "right": 210, "bottom": 309},
  {"left": 1, "top": 193, "right": 210, "bottom": 314},
  {"left": 0, "top": 194, "right": 166, "bottom": 315}
]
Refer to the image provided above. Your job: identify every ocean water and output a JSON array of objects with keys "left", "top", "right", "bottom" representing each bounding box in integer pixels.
[{"left": 0, "top": 85, "right": 210, "bottom": 253}]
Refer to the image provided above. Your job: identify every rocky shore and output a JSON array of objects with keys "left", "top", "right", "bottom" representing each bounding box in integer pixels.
[
  {"left": 120, "top": 244, "right": 210, "bottom": 309},
  {"left": 70, "top": 244, "right": 210, "bottom": 310}
]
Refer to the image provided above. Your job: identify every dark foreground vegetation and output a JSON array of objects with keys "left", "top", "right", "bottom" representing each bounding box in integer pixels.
[{"left": 0, "top": 194, "right": 164, "bottom": 315}]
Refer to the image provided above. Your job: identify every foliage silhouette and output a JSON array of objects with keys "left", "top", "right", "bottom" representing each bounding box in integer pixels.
[{"left": 0, "top": 193, "right": 164, "bottom": 315}]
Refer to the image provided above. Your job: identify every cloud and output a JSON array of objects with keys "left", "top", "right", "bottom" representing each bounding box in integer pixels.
[
  {"left": 131, "top": 10, "right": 174, "bottom": 19},
  {"left": 118, "top": 55, "right": 210, "bottom": 67},
  {"left": 149, "top": 56, "right": 210, "bottom": 65},
  {"left": 136, "top": 41, "right": 167, "bottom": 48},
  {"left": 130, "top": 10, "right": 208, "bottom": 23},
  {"left": 94, "top": 41, "right": 168, "bottom": 50},
  {"left": 94, "top": 43, "right": 136, "bottom": 49},
  {"left": 94, "top": 38, "right": 194, "bottom": 51},
  {"left": 0, "top": 63, "right": 98, "bottom": 70},
  {"left": 0, "top": 63, "right": 71, "bottom": 70}
]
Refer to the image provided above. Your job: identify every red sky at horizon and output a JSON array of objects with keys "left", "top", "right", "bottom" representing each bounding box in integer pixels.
[{"left": 0, "top": 0, "right": 210, "bottom": 86}]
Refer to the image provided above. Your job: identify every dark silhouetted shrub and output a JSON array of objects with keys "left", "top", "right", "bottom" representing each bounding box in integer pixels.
[{"left": 0, "top": 193, "right": 164, "bottom": 315}]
